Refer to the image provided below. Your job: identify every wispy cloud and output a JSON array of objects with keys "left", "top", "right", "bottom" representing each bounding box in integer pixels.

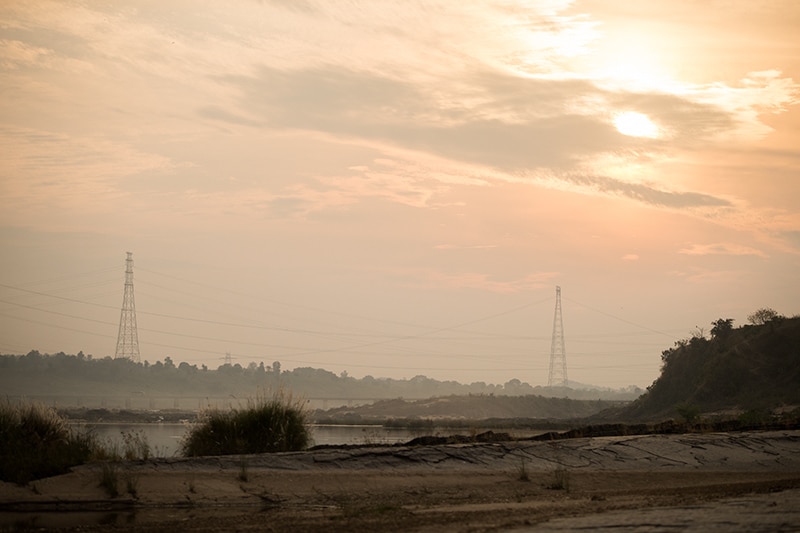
[
  {"left": 0, "top": 127, "right": 175, "bottom": 217},
  {"left": 678, "top": 243, "right": 768, "bottom": 257},
  {"left": 668, "top": 267, "right": 745, "bottom": 284},
  {"left": 557, "top": 174, "right": 731, "bottom": 209}
]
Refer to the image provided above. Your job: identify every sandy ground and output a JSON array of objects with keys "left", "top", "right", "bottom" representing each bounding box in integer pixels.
[{"left": 2, "top": 430, "right": 799, "bottom": 532}]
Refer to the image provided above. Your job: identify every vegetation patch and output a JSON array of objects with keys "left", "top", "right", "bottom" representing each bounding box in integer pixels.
[
  {"left": 0, "top": 401, "right": 96, "bottom": 484},
  {"left": 98, "top": 462, "right": 120, "bottom": 498},
  {"left": 181, "top": 394, "right": 310, "bottom": 456},
  {"left": 548, "top": 466, "right": 570, "bottom": 491},
  {"left": 622, "top": 313, "right": 800, "bottom": 421}
]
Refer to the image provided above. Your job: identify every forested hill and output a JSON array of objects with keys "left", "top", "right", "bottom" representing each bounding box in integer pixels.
[{"left": 617, "top": 313, "right": 800, "bottom": 422}]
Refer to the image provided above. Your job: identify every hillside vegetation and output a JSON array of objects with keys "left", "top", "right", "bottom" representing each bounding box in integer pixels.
[{"left": 619, "top": 313, "right": 800, "bottom": 422}]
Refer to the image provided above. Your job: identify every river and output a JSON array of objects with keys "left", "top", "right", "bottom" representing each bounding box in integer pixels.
[{"left": 78, "top": 423, "right": 466, "bottom": 457}]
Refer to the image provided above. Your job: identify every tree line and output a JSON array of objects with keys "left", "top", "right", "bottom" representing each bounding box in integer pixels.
[{"left": 0, "top": 350, "right": 641, "bottom": 402}]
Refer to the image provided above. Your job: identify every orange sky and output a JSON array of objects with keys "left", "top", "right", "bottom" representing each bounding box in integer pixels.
[{"left": 1, "top": 0, "right": 798, "bottom": 388}]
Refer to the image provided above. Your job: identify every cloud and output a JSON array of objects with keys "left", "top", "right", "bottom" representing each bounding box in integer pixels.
[
  {"left": 198, "top": 106, "right": 264, "bottom": 128},
  {"left": 2, "top": 0, "right": 797, "bottom": 239},
  {"left": 562, "top": 175, "right": 731, "bottom": 209},
  {"left": 220, "top": 66, "right": 646, "bottom": 168},
  {"left": 668, "top": 267, "right": 745, "bottom": 284},
  {"left": 0, "top": 127, "right": 175, "bottom": 213},
  {"left": 178, "top": 184, "right": 357, "bottom": 222},
  {"left": 213, "top": 65, "right": 739, "bottom": 212},
  {"left": 621, "top": 254, "right": 639, "bottom": 261},
  {"left": 686, "top": 71, "right": 800, "bottom": 140},
  {"left": 678, "top": 243, "right": 768, "bottom": 257}
]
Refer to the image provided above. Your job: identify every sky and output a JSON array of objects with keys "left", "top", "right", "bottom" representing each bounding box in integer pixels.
[{"left": 1, "top": 0, "right": 798, "bottom": 390}]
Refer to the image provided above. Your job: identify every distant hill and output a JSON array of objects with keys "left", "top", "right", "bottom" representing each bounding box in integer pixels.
[
  {"left": 313, "top": 395, "right": 620, "bottom": 423},
  {"left": 609, "top": 314, "right": 800, "bottom": 422}
]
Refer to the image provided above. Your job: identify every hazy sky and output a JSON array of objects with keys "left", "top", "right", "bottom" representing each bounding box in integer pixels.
[{"left": 1, "top": 1, "right": 798, "bottom": 389}]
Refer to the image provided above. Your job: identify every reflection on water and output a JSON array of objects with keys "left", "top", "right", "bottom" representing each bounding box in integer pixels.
[
  {"left": 76, "top": 423, "right": 438, "bottom": 457},
  {"left": 0, "top": 507, "right": 277, "bottom": 531},
  {"left": 309, "top": 424, "right": 430, "bottom": 447},
  {"left": 1, "top": 511, "right": 138, "bottom": 530},
  {"left": 78, "top": 423, "right": 543, "bottom": 457},
  {"left": 80, "top": 423, "right": 188, "bottom": 457}
]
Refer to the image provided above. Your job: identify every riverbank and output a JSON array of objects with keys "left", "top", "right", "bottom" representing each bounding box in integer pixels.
[{"left": 2, "top": 430, "right": 799, "bottom": 531}]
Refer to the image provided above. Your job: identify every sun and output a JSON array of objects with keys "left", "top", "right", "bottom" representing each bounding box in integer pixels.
[{"left": 614, "top": 111, "right": 660, "bottom": 138}]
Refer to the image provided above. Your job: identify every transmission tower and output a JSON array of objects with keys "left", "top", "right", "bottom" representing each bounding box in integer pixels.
[
  {"left": 114, "top": 252, "right": 140, "bottom": 362},
  {"left": 547, "top": 286, "right": 568, "bottom": 387}
]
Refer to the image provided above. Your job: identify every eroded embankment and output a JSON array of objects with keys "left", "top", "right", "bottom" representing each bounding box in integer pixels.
[{"left": 1, "top": 430, "right": 799, "bottom": 532}]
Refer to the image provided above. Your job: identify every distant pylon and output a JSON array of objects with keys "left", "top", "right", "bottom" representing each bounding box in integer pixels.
[
  {"left": 547, "top": 286, "right": 568, "bottom": 387},
  {"left": 114, "top": 252, "right": 140, "bottom": 362}
]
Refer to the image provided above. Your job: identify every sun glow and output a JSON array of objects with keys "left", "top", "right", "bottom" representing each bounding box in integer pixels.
[
  {"left": 584, "top": 26, "right": 678, "bottom": 90},
  {"left": 614, "top": 111, "right": 660, "bottom": 138}
]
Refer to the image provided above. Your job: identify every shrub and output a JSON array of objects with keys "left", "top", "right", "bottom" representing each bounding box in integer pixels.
[
  {"left": 121, "top": 429, "right": 152, "bottom": 460},
  {"left": 181, "top": 394, "right": 309, "bottom": 456},
  {"left": 99, "top": 462, "right": 120, "bottom": 498},
  {"left": 0, "top": 401, "right": 96, "bottom": 484},
  {"left": 549, "top": 466, "right": 570, "bottom": 491},
  {"left": 676, "top": 403, "right": 700, "bottom": 424}
]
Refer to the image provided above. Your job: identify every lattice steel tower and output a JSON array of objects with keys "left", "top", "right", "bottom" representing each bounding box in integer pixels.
[
  {"left": 114, "top": 252, "right": 140, "bottom": 362},
  {"left": 547, "top": 286, "right": 568, "bottom": 387}
]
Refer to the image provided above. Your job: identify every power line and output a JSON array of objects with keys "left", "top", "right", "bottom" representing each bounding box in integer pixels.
[
  {"left": 0, "top": 281, "right": 554, "bottom": 346},
  {"left": 1, "top": 275, "right": 671, "bottom": 380},
  {"left": 561, "top": 294, "right": 677, "bottom": 339}
]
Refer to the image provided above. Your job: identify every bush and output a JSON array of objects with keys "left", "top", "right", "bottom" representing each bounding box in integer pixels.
[
  {"left": 181, "top": 394, "right": 309, "bottom": 456},
  {"left": 0, "top": 401, "right": 96, "bottom": 484},
  {"left": 676, "top": 403, "right": 700, "bottom": 424}
]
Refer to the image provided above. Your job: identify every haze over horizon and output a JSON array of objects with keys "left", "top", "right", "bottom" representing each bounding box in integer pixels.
[{"left": 1, "top": 1, "right": 798, "bottom": 389}]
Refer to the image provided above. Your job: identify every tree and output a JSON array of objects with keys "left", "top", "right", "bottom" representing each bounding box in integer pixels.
[
  {"left": 690, "top": 326, "right": 706, "bottom": 340},
  {"left": 747, "top": 307, "right": 780, "bottom": 325},
  {"left": 710, "top": 318, "right": 734, "bottom": 339}
]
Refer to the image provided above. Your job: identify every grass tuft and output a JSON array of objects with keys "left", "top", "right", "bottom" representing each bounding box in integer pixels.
[
  {"left": 548, "top": 466, "right": 570, "bottom": 491},
  {"left": 121, "top": 429, "right": 151, "bottom": 460},
  {"left": 99, "top": 462, "right": 120, "bottom": 498},
  {"left": 238, "top": 458, "right": 249, "bottom": 482},
  {"left": 517, "top": 457, "right": 530, "bottom": 482},
  {"left": 181, "top": 392, "right": 309, "bottom": 457},
  {"left": 124, "top": 471, "right": 139, "bottom": 498},
  {"left": 0, "top": 400, "right": 96, "bottom": 484}
]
